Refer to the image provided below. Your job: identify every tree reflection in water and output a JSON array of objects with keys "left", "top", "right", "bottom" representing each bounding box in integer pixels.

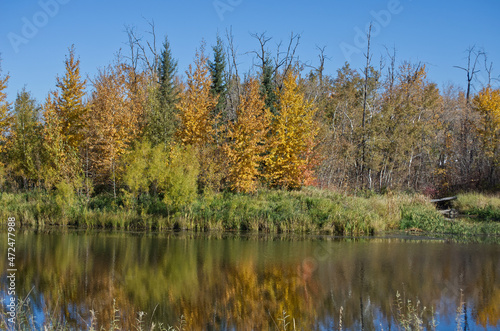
[{"left": 0, "top": 231, "right": 499, "bottom": 330}]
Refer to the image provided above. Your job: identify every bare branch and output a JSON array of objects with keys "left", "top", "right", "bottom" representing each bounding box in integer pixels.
[
  {"left": 454, "top": 46, "right": 485, "bottom": 103},
  {"left": 124, "top": 25, "right": 141, "bottom": 71},
  {"left": 249, "top": 31, "right": 272, "bottom": 70},
  {"left": 483, "top": 52, "right": 493, "bottom": 87},
  {"left": 383, "top": 45, "right": 396, "bottom": 92},
  {"left": 226, "top": 27, "right": 241, "bottom": 112},
  {"left": 453, "top": 65, "right": 468, "bottom": 72},
  {"left": 274, "top": 32, "right": 300, "bottom": 76},
  {"left": 144, "top": 18, "right": 159, "bottom": 80}
]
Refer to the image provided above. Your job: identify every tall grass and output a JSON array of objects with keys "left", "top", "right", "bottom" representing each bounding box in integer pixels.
[
  {"left": 394, "top": 291, "right": 438, "bottom": 331},
  {"left": 456, "top": 193, "right": 500, "bottom": 222},
  {"left": 1, "top": 188, "right": 499, "bottom": 236}
]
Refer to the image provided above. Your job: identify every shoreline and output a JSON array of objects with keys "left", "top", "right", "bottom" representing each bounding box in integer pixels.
[{"left": 1, "top": 188, "right": 499, "bottom": 236}]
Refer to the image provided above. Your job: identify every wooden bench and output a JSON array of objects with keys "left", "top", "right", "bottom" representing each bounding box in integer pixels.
[{"left": 430, "top": 196, "right": 458, "bottom": 219}]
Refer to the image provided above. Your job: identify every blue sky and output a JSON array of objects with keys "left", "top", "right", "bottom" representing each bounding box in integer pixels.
[{"left": 1, "top": 0, "right": 499, "bottom": 104}]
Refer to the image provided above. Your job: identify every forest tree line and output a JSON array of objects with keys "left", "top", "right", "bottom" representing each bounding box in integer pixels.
[{"left": 0, "top": 29, "right": 499, "bottom": 208}]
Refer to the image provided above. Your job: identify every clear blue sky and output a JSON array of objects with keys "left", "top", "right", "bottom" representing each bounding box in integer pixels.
[{"left": 1, "top": 0, "right": 499, "bottom": 104}]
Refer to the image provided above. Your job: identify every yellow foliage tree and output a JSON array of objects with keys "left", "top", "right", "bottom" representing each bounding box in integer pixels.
[
  {"left": 177, "top": 45, "right": 217, "bottom": 147},
  {"left": 0, "top": 65, "right": 10, "bottom": 188},
  {"left": 225, "top": 77, "right": 271, "bottom": 193},
  {"left": 54, "top": 45, "right": 87, "bottom": 150},
  {"left": 473, "top": 87, "right": 500, "bottom": 165},
  {"left": 87, "top": 61, "right": 146, "bottom": 197},
  {"left": 0, "top": 67, "right": 11, "bottom": 156},
  {"left": 265, "top": 71, "right": 319, "bottom": 190},
  {"left": 42, "top": 93, "right": 81, "bottom": 189},
  {"left": 40, "top": 46, "right": 87, "bottom": 191},
  {"left": 177, "top": 44, "right": 225, "bottom": 192}
]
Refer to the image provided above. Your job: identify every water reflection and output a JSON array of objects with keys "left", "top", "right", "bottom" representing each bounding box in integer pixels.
[{"left": 1, "top": 230, "right": 499, "bottom": 330}]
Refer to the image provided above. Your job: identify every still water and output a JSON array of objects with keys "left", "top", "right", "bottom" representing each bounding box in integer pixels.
[{"left": 1, "top": 230, "right": 499, "bottom": 330}]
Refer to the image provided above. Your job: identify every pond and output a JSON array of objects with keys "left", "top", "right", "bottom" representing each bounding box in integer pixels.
[{"left": 1, "top": 230, "right": 499, "bottom": 330}]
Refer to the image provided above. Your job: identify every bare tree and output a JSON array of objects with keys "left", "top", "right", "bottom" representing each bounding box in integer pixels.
[
  {"left": 316, "top": 45, "right": 327, "bottom": 84},
  {"left": 384, "top": 45, "right": 396, "bottom": 93},
  {"left": 274, "top": 31, "right": 301, "bottom": 83},
  {"left": 124, "top": 18, "right": 160, "bottom": 81},
  {"left": 360, "top": 23, "right": 373, "bottom": 189},
  {"left": 225, "top": 27, "right": 241, "bottom": 120},
  {"left": 481, "top": 53, "right": 499, "bottom": 88},
  {"left": 454, "top": 46, "right": 484, "bottom": 104},
  {"left": 124, "top": 25, "right": 140, "bottom": 72},
  {"left": 453, "top": 46, "right": 485, "bottom": 186},
  {"left": 302, "top": 45, "right": 330, "bottom": 104},
  {"left": 305, "top": 45, "right": 328, "bottom": 83},
  {"left": 249, "top": 31, "right": 272, "bottom": 72},
  {"left": 142, "top": 18, "right": 160, "bottom": 80},
  {"left": 250, "top": 31, "right": 301, "bottom": 87},
  {"left": 484, "top": 55, "right": 493, "bottom": 87}
]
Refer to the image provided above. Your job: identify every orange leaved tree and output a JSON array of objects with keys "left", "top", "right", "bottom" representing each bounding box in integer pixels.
[
  {"left": 225, "top": 77, "right": 271, "bottom": 193},
  {"left": 87, "top": 61, "right": 146, "bottom": 197},
  {"left": 177, "top": 44, "right": 223, "bottom": 192},
  {"left": 177, "top": 45, "right": 217, "bottom": 147}
]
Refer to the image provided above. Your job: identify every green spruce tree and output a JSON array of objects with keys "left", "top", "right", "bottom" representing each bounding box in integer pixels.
[
  {"left": 209, "top": 34, "right": 227, "bottom": 120},
  {"left": 260, "top": 55, "right": 277, "bottom": 115},
  {"left": 146, "top": 35, "right": 179, "bottom": 147}
]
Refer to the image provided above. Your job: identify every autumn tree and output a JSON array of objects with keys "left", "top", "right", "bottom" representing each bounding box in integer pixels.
[
  {"left": 177, "top": 43, "right": 224, "bottom": 192},
  {"left": 53, "top": 45, "right": 87, "bottom": 150},
  {"left": 0, "top": 64, "right": 9, "bottom": 188},
  {"left": 42, "top": 93, "right": 81, "bottom": 189},
  {"left": 6, "top": 88, "right": 42, "bottom": 188},
  {"left": 145, "top": 36, "right": 179, "bottom": 147},
  {"left": 225, "top": 77, "right": 271, "bottom": 193},
  {"left": 0, "top": 62, "right": 11, "bottom": 157},
  {"left": 177, "top": 44, "right": 217, "bottom": 146},
  {"left": 473, "top": 87, "right": 500, "bottom": 185},
  {"left": 265, "top": 71, "right": 318, "bottom": 190},
  {"left": 375, "top": 63, "right": 441, "bottom": 190},
  {"left": 38, "top": 46, "right": 88, "bottom": 191},
  {"left": 453, "top": 47, "right": 485, "bottom": 186},
  {"left": 315, "top": 63, "right": 362, "bottom": 190},
  {"left": 87, "top": 60, "right": 146, "bottom": 197},
  {"left": 431, "top": 85, "right": 465, "bottom": 194}
]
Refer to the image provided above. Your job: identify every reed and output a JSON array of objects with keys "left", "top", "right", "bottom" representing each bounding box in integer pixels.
[{"left": 1, "top": 189, "right": 499, "bottom": 236}]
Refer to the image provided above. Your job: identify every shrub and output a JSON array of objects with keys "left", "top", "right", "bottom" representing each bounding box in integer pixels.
[{"left": 161, "top": 145, "right": 199, "bottom": 212}]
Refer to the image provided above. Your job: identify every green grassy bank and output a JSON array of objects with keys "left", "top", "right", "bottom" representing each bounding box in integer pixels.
[{"left": 1, "top": 188, "right": 499, "bottom": 236}]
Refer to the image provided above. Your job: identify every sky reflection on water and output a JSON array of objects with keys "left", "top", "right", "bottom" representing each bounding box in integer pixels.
[{"left": 1, "top": 231, "right": 499, "bottom": 330}]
